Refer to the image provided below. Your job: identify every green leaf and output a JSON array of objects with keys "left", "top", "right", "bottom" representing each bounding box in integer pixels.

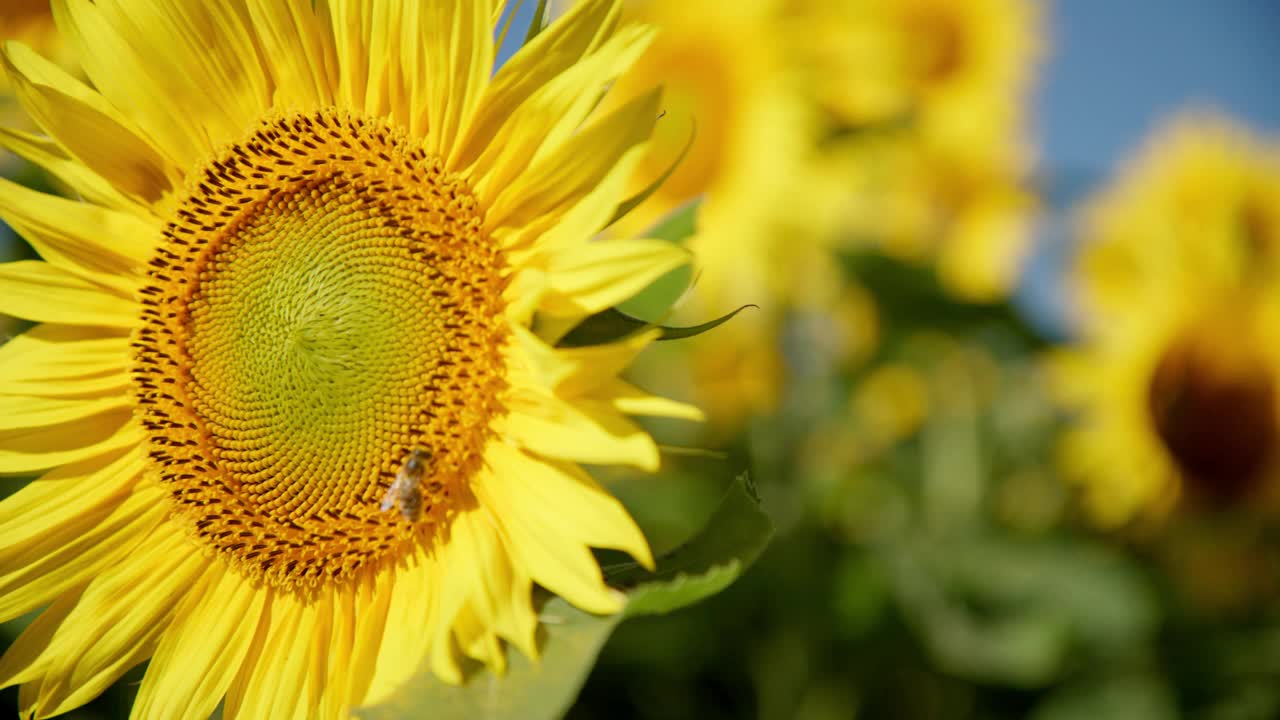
[
  {"left": 355, "top": 475, "right": 772, "bottom": 720},
  {"left": 1032, "top": 674, "right": 1178, "bottom": 720},
  {"left": 644, "top": 199, "right": 700, "bottom": 244},
  {"left": 949, "top": 537, "right": 1159, "bottom": 658},
  {"left": 607, "top": 473, "right": 773, "bottom": 617},
  {"left": 524, "top": 0, "right": 550, "bottom": 44},
  {"left": 841, "top": 251, "right": 1047, "bottom": 349},
  {"left": 889, "top": 534, "right": 1158, "bottom": 687},
  {"left": 555, "top": 304, "right": 756, "bottom": 348}
]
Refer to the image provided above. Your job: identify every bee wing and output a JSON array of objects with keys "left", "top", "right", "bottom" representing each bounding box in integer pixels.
[{"left": 380, "top": 474, "right": 404, "bottom": 512}]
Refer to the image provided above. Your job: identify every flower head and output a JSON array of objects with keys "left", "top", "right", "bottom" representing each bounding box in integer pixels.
[
  {"left": 0, "top": 1, "right": 698, "bottom": 717},
  {"left": 1053, "top": 115, "right": 1280, "bottom": 525},
  {"left": 790, "top": 0, "right": 1042, "bottom": 301}
]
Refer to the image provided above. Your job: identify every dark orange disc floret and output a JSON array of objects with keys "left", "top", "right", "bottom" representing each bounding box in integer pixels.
[{"left": 131, "top": 110, "right": 509, "bottom": 589}]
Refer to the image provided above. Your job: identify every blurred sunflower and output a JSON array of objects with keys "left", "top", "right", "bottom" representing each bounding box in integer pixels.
[
  {"left": 1053, "top": 115, "right": 1280, "bottom": 526},
  {"left": 787, "top": 0, "right": 1042, "bottom": 301},
  {"left": 0, "top": 1, "right": 701, "bottom": 717},
  {"left": 562, "top": 0, "right": 861, "bottom": 430},
  {"left": 602, "top": 0, "right": 821, "bottom": 255}
]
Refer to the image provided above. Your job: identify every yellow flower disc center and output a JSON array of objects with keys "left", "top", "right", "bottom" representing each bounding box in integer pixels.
[{"left": 132, "top": 111, "right": 508, "bottom": 588}]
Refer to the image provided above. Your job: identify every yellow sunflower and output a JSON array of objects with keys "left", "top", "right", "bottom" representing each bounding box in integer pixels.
[
  {"left": 0, "top": 1, "right": 702, "bottom": 717},
  {"left": 1052, "top": 114, "right": 1280, "bottom": 526},
  {"left": 602, "top": 0, "right": 819, "bottom": 247},
  {"left": 787, "top": 0, "right": 1042, "bottom": 301}
]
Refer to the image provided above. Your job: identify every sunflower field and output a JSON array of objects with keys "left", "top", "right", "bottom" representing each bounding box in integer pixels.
[{"left": 1, "top": 1, "right": 1278, "bottom": 719}]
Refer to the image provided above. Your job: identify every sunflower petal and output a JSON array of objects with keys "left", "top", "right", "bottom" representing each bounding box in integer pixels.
[
  {"left": 328, "top": 0, "right": 372, "bottom": 112},
  {"left": 0, "top": 176, "right": 157, "bottom": 277},
  {"left": 477, "top": 35, "right": 657, "bottom": 219},
  {"left": 0, "top": 590, "right": 83, "bottom": 692},
  {"left": 0, "top": 415, "right": 139, "bottom": 476},
  {"left": 0, "top": 127, "right": 141, "bottom": 212},
  {"left": 454, "top": 0, "right": 622, "bottom": 170},
  {"left": 346, "top": 569, "right": 394, "bottom": 708},
  {"left": 540, "top": 239, "right": 692, "bottom": 317},
  {"left": 473, "top": 453, "right": 625, "bottom": 615},
  {"left": 225, "top": 590, "right": 314, "bottom": 720},
  {"left": 0, "top": 447, "right": 140, "bottom": 564},
  {"left": 365, "top": 549, "right": 437, "bottom": 698},
  {"left": 304, "top": 590, "right": 350, "bottom": 720},
  {"left": 0, "top": 395, "right": 131, "bottom": 432},
  {"left": 432, "top": 508, "right": 517, "bottom": 676},
  {"left": 605, "top": 379, "right": 706, "bottom": 421},
  {"left": 53, "top": 0, "right": 271, "bottom": 167},
  {"left": 0, "top": 329, "right": 129, "bottom": 397},
  {"left": 488, "top": 441, "right": 653, "bottom": 568},
  {"left": 131, "top": 564, "right": 269, "bottom": 720},
  {"left": 0, "top": 40, "right": 175, "bottom": 202},
  {"left": 418, "top": 0, "right": 497, "bottom": 158},
  {"left": 0, "top": 261, "right": 137, "bottom": 326},
  {"left": 355, "top": 0, "right": 404, "bottom": 118},
  {"left": 493, "top": 554, "right": 538, "bottom": 660},
  {"left": 501, "top": 142, "right": 647, "bottom": 257},
  {"left": 503, "top": 389, "right": 660, "bottom": 470},
  {"left": 0, "top": 479, "right": 161, "bottom": 623},
  {"left": 18, "top": 525, "right": 202, "bottom": 719},
  {"left": 0, "top": 372, "right": 128, "bottom": 400},
  {"left": 510, "top": 323, "right": 656, "bottom": 397},
  {"left": 245, "top": 0, "right": 337, "bottom": 109}
]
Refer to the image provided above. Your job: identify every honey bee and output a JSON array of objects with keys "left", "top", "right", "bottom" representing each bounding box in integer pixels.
[{"left": 381, "top": 447, "right": 431, "bottom": 521}]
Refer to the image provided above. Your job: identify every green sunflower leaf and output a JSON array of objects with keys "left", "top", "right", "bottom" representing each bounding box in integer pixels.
[
  {"left": 355, "top": 475, "right": 771, "bottom": 720},
  {"left": 524, "top": 0, "right": 550, "bottom": 44},
  {"left": 644, "top": 198, "right": 700, "bottom": 245},
  {"left": 606, "top": 472, "right": 773, "bottom": 617},
  {"left": 555, "top": 304, "right": 756, "bottom": 348}
]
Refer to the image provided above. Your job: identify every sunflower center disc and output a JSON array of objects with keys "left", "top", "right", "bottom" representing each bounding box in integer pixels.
[
  {"left": 1148, "top": 331, "right": 1277, "bottom": 503},
  {"left": 132, "top": 111, "right": 508, "bottom": 588}
]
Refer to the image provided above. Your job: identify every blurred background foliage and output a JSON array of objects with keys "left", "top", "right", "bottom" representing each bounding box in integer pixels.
[{"left": 4, "top": 0, "right": 1280, "bottom": 718}]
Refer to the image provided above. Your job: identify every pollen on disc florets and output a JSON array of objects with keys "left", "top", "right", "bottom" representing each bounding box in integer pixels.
[{"left": 131, "top": 110, "right": 509, "bottom": 589}]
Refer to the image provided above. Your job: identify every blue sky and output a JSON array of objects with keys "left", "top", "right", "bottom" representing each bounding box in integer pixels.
[{"left": 1039, "top": 0, "right": 1280, "bottom": 181}]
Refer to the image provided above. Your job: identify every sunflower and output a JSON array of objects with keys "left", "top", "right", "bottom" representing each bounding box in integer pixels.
[
  {"left": 786, "top": 0, "right": 1042, "bottom": 301},
  {"left": 0, "top": 1, "right": 702, "bottom": 717},
  {"left": 1052, "top": 115, "right": 1280, "bottom": 526}
]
